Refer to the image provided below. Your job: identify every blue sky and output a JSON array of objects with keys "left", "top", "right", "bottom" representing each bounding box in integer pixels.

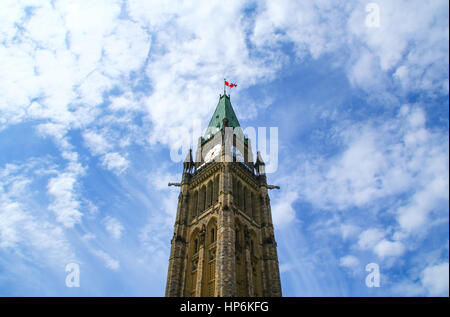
[{"left": 0, "top": 0, "right": 448, "bottom": 297}]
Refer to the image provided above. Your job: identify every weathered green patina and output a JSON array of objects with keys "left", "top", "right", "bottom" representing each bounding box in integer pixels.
[{"left": 203, "top": 94, "right": 244, "bottom": 143}]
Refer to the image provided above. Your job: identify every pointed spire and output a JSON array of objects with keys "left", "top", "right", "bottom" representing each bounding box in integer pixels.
[
  {"left": 255, "top": 151, "right": 265, "bottom": 164},
  {"left": 183, "top": 149, "right": 194, "bottom": 174},
  {"left": 203, "top": 94, "right": 243, "bottom": 142},
  {"left": 255, "top": 151, "right": 265, "bottom": 176}
]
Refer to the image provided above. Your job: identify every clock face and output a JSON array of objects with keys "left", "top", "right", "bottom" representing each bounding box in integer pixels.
[{"left": 205, "top": 144, "right": 221, "bottom": 162}]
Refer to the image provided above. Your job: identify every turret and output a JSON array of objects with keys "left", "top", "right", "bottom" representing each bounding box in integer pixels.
[
  {"left": 255, "top": 151, "right": 266, "bottom": 176},
  {"left": 183, "top": 149, "right": 194, "bottom": 174}
]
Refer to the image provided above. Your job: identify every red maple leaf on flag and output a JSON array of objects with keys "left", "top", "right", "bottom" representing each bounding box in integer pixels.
[{"left": 225, "top": 80, "right": 237, "bottom": 88}]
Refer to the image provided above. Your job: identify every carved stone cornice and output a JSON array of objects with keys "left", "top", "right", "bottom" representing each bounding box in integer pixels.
[
  {"left": 230, "top": 163, "right": 259, "bottom": 190},
  {"left": 190, "top": 163, "right": 221, "bottom": 188}
]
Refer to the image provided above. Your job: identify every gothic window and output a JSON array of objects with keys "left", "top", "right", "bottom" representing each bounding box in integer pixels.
[
  {"left": 243, "top": 186, "right": 247, "bottom": 214},
  {"left": 207, "top": 259, "right": 215, "bottom": 296},
  {"left": 206, "top": 180, "right": 213, "bottom": 208},
  {"left": 198, "top": 185, "right": 206, "bottom": 213},
  {"left": 190, "top": 191, "right": 198, "bottom": 220},
  {"left": 252, "top": 193, "right": 258, "bottom": 223},
  {"left": 202, "top": 219, "right": 217, "bottom": 297},
  {"left": 237, "top": 182, "right": 242, "bottom": 209},
  {"left": 250, "top": 192, "right": 254, "bottom": 219},
  {"left": 185, "top": 230, "right": 200, "bottom": 297},
  {"left": 233, "top": 176, "right": 237, "bottom": 205},
  {"left": 239, "top": 183, "right": 244, "bottom": 210},
  {"left": 213, "top": 175, "right": 219, "bottom": 202}
]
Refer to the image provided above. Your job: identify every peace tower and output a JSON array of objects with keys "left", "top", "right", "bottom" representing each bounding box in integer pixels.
[{"left": 165, "top": 93, "right": 282, "bottom": 297}]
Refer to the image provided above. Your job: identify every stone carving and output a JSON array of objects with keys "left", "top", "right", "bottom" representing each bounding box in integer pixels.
[{"left": 199, "top": 224, "right": 206, "bottom": 245}]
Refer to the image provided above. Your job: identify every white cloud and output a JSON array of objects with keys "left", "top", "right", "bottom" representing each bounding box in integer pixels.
[
  {"left": 101, "top": 152, "right": 129, "bottom": 174},
  {"left": 347, "top": 0, "right": 449, "bottom": 94},
  {"left": 83, "top": 129, "right": 130, "bottom": 174},
  {"left": 139, "top": 219, "right": 171, "bottom": 256},
  {"left": 148, "top": 167, "right": 180, "bottom": 191},
  {"left": 391, "top": 281, "right": 425, "bottom": 297},
  {"left": 358, "top": 228, "right": 385, "bottom": 250},
  {"left": 83, "top": 130, "right": 112, "bottom": 156},
  {"left": 374, "top": 240, "right": 405, "bottom": 258},
  {"left": 47, "top": 172, "right": 82, "bottom": 228},
  {"left": 102, "top": 19, "right": 151, "bottom": 77},
  {"left": 421, "top": 262, "right": 449, "bottom": 296},
  {"left": 103, "top": 216, "right": 125, "bottom": 240},
  {"left": 397, "top": 182, "right": 447, "bottom": 233},
  {"left": 0, "top": 0, "right": 148, "bottom": 152},
  {"left": 36, "top": 123, "right": 69, "bottom": 146},
  {"left": 0, "top": 162, "right": 75, "bottom": 266},
  {"left": 340, "top": 224, "right": 359, "bottom": 241},
  {"left": 81, "top": 233, "right": 96, "bottom": 242},
  {"left": 1, "top": 0, "right": 447, "bottom": 159},
  {"left": 109, "top": 93, "right": 143, "bottom": 112},
  {"left": 298, "top": 105, "right": 448, "bottom": 234},
  {"left": 0, "top": 201, "right": 27, "bottom": 249},
  {"left": 279, "top": 262, "right": 297, "bottom": 274},
  {"left": 340, "top": 255, "right": 360, "bottom": 268},
  {"left": 348, "top": 49, "right": 386, "bottom": 91},
  {"left": 250, "top": 0, "right": 449, "bottom": 96},
  {"left": 271, "top": 191, "right": 298, "bottom": 227},
  {"left": 93, "top": 250, "right": 120, "bottom": 271},
  {"left": 0, "top": 0, "right": 447, "bottom": 296},
  {"left": 127, "top": 1, "right": 279, "bottom": 150},
  {"left": 251, "top": 1, "right": 350, "bottom": 58},
  {"left": 0, "top": 200, "right": 75, "bottom": 265}
]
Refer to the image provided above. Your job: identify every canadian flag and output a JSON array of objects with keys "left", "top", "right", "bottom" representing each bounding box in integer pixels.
[{"left": 225, "top": 80, "right": 237, "bottom": 88}]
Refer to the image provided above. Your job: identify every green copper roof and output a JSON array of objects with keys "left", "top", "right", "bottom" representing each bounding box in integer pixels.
[{"left": 203, "top": 94, "right": 244, "bottom": 142}]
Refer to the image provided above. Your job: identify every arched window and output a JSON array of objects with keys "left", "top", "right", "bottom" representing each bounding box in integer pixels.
[
  {"left": 239, "top": 182, "right": 244, "bottom": 210},
  {"left": 198, "top": 186, "right": 206, "bottom": 214},
  {"left": 237, "top": 182, "right": 242, "bottom": 209},
  {"left": 203, "top": 219, "right": 217, "bottom": 297},
  {"left": 206, "top": 180, "right": 213, "bottom": 208},
  {"left": 249, "top": 192, "right": 254, "bottom": 219},
  {"left": 243, "top": 186, "right": 247, "bottom": 214},
  {"left": 190, "top": 191, "right": 198, "bottom": 220},
  {"left": 252, "top": 193, "right": 258, "bottom": 222},
  {"left": 233, "top": 177, "right": 238, "bottom": 205},
  {"left": 213, "top": 175, "right": 219, "bottom": 202}
]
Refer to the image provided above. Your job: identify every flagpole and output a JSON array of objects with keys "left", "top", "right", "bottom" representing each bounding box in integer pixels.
[{"left": 224, "top": 78, "right": 226, "bottom": 96}]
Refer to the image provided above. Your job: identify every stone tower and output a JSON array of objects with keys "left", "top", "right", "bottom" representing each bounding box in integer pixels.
[{"left": 165, "top": 93, "right": 282, "bottom": 297}]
